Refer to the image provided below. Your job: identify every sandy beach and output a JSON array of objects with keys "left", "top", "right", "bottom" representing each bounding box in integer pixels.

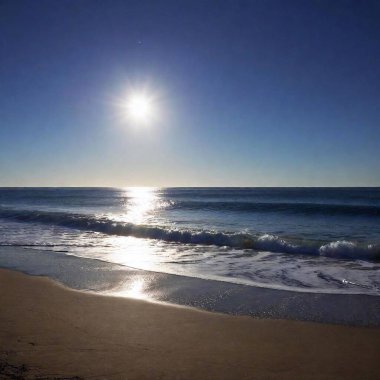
[
  {"left": 0, "top": 268, "right": 379, "bottom": 379},
  {"left": 2, "top": 0, "right": 380, "bottom": 377}
]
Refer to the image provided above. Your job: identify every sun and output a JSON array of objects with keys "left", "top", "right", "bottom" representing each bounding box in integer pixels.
[
  {"left": 126, "top": 94, "right": 153, "bottom": 123},
  {"left": 114, "top": 84, "right": 162, "bottom": 126}
]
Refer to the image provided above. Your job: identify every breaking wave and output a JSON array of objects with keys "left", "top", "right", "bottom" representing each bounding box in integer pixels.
[{"left": 0, "top": 207, "right": 379, "bottom": 261}]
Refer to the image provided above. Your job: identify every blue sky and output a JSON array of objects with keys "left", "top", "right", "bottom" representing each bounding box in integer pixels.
[{"left": 0, "top": 0, "right": 379, "bottom": 186}]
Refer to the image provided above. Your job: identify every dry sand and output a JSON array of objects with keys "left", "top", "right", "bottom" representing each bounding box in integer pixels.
[{"left": 0, "top": 268, "right": 379, "bottom": 379}]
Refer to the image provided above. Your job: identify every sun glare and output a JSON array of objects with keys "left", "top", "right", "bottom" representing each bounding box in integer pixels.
[
  {"left": 114, "top": 84, "right": 163, "bottom": 127},
  {"left": 126, "top": 94, "right": 154, "bottom": 123}
]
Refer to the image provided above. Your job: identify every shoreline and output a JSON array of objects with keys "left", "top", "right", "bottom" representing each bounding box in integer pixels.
[
  {"left": 1, "top": 268, "right": 380, "bottom": 379},
  {"left": 1, "top": 246, "right": 380, "bottom": 326}
]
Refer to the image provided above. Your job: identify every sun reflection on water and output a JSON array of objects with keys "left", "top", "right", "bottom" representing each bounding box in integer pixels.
[
  {"left": 92, "top": 188, "right": 171, "bottom": 299},
  {"left": 113, "top": 276, "right": 150, "bottom": 300},
  {"left": 123, "top": 187, "right": 158, "bottom": 224},
  {"left": 104, "top": 236, "right": 159, "bottom": 271}
]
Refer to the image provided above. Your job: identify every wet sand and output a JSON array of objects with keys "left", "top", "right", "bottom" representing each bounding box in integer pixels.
[
  {"left": 1, "top": 246, "right": 379, "bottom": 326},
  {"left": 1, "top": 268, "right": 379, "bottom": 379}
]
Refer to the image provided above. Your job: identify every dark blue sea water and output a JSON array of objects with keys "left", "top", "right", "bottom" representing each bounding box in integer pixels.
[{"left": 0, "top": 187, "right": 379, "bottom": 295}]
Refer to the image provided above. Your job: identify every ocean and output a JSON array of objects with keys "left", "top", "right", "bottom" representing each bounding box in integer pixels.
[{"left": 0, "top": 187, "right": 379, "bottom": 299}]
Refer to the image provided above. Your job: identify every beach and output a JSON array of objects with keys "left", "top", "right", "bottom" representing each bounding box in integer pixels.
[
  {"left": 1, "top": 268, "right": 379, "bottom": 380},
  {"left": 1, "top": 188, "right": 380, "bottom": 379},
  {"left": 2, "top": 0, "right": 380, "bottom": 377}
]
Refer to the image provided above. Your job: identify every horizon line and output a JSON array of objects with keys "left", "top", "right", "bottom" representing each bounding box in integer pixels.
[{"left": 0, "top": 186, "right": 379, "bottom": 189}]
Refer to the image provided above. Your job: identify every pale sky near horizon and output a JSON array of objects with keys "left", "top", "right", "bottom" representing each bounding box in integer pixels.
[{"left": 1, "top": 0, "right": 379, "bottom": 187}]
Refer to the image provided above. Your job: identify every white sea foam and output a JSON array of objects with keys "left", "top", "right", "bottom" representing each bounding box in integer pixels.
[{"left": 319, "top": 241, "right": 378, "bottom": 259}]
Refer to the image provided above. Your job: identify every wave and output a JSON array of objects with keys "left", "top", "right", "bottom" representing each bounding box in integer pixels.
[
  {"left": 0, "top": 207, "right": 379, "bottom": 261},
  {"left": 168, "top": 200, "right": 380, "bottom": 217}
]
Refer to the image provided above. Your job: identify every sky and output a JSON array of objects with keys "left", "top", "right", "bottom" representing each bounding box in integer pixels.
[{"left": 0, "top": 0, "right": 379, "bottom": 187}]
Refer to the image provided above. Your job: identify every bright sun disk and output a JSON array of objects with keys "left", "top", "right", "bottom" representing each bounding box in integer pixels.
[{"left": 126, "top": 94, "right": 153, "bottom": 123}]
